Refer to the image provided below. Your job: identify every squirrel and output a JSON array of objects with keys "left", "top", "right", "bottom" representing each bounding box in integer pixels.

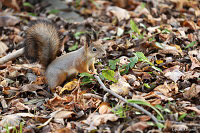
[{"left": 24, "top": 20, "right": 106, "bottom": 91}]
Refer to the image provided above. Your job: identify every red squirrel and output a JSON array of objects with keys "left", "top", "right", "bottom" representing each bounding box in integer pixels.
[{"left": 24, "top": 20, "right": 106, "bottom": 91}]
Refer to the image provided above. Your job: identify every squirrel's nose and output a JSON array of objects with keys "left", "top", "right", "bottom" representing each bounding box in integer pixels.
[{"left": 102, "top": 53, "right": 106, "bottom": 57}]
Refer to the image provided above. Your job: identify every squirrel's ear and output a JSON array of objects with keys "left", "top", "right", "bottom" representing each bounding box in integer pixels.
[
  {"left": 92, "top": 29, "right": 98, "bottom": 40},
  {"left": 80, "top": 36, "right": 89, "bottom": 50}
]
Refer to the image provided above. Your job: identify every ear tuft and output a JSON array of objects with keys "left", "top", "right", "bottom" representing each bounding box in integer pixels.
[{"left": 92, "top": 29, "right": 98, "bottom": 40}]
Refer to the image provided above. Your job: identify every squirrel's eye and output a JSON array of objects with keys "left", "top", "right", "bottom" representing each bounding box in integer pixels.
[{"left": 92, "top": 47, "right": 97, "bottom": 52}]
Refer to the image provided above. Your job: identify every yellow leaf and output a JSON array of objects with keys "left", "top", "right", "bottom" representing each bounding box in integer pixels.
[
  {"left": 60, "top": 79, "right": 78, "bottom": 94},
  {"left": 156, "top": 60, "right": 163, "bottom": 64}
]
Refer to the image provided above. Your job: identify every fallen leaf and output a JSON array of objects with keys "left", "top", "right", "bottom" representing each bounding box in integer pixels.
[
  {"left": 110, "top": 72, "right": 131, "bottom": 95},
  {"left": 60, "top": 79, "right": 78, "bottom": 94},
  {"left": 0, "top": 15, "right": 21, "bottom": 27},
  {"left": 164, "top": 66, "right": 184, "bottom": 82},
  {"left": 0, "top": 41, "right": 8, "bottom": 56},
  {"left": 154, "top": 82, "right": 179, "bottom": 97},
  {"left": 99, "top": 102, "right": 112, "bottom": 114},
  {"left": 182, "top": 20, "right": 197, "bottom": 30},
  {"left": 183, "top": 84, "right": 200, "bottom": 99},
  {"left": 54, "top": 110, "right": 75, "bottom": 125},
  {"left": 124, "top": 122, "right": 149, "bottom": 132},
  {"left": 85, "top": 113, "right": 118, "bottom": 127},
  {"left": 184, "top": 106, "right": 200, "bottom": 115},
  {"left": 106, "top": 6, "right": 130, "bottom": 21},
  {"left": 0, "top": 114, "right": 21, "bottom": 127}
]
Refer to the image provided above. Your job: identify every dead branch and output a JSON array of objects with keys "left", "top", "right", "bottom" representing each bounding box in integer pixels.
[
  {"left": 94, "top": 75, "right": 160, "bottom": 127},
  {"left": 0, "top": 48, "right": 24, "bottom": 65}
]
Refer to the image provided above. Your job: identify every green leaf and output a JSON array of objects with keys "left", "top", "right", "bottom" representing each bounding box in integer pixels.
[
  {"left": 74, "top": 31, "right": 86, "bottom": 39},
  {"left": 48, "top": 9, "right": 60, "bottom": 14},
  {"left": 144, "top": 83, "right": 151, "bottom": 89},
  {"left": 81, "top": 79, "right": 95, "bottom": 85},
  {"left": 127, "top": 99, "right": 164, "bottom": 120},
  {"left": 155, "top": 104, "right": 163, "bottom": 110},
  {"left": 129, "top": 56, "right": 138, "bottom": 68},
  {"left": 135, "top": 52, "right": 148, "bottom": 62},
  {"left": 120, "top": 56, "right": 138, "bottom": 75},
  {"left": 178, "top": 113, "right": 187, "bottom": 121},
  {"left": 80, "top": 73, "right": 95, "bottom": 85},
  {"left": 130, "top": 19, "right": 140, "bottom": 35},
  {"left": 68, "top": 42, "right": 78, "bottom": 51},
  {"left": 102, "top": 70, "right": 117, "bottom": 82},
  {"left": 185, "top": 41, "right": 197, "bottom": 49},
  {"left": 157, "top": 122, "right": 165, "bottom": 129},
  {"left": 28, "top": 12, "right": 37, "bottom": 16},
  {"left": 109, "top": 59, "right": 119, "bottom": 70},
  {"left": 79, "top": 72, "right": 92, "bottom": 77},
  {"left": 149, "top": 37, "right": 155, "bottom": 42},
  {"left": 161, "top": 29, "right": 170, "bottom": 34},
  {"left": 140, "top": 2, "right": 146, "bottom": 9},
  {"left": 23, "top": 2, "right": 33, "bottom": 8}
]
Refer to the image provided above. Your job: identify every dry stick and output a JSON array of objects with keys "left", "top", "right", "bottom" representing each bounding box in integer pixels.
[
  {"left": 94, "top": 75, "right": 159, "bottom": 125},
  {"left": 0, "top": 48, "right": 24, "bottom": 65}
]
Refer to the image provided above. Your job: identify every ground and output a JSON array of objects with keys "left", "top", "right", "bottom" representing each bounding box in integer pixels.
[{"left": 0, "top": 0, "right": 200, "bottom": 132}]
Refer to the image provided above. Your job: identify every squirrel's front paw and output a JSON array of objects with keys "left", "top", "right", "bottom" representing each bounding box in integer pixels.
[{"left": 92, "top": 69, "right": 98, "bottom": 75}]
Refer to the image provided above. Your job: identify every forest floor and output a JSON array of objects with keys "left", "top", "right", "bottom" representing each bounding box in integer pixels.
[{"left": 0, "top": 0, "right": 200, "bottom": 132}]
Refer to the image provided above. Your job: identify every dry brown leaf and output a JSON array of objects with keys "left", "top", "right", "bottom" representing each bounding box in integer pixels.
[
  {"left": 85, "top": 113, "right": 118, "bottom": 127},
  {"left": 137, "top": 115, "right": 151, "bottom": 122},
  {"left": 1, "top": 0, "right": 20, "bottom": 11},
  {"left": 99, "top": 102, "right": 112, "bottom": 114},
  {"left": 163, "top": 65, "right": 184, "bottom": 82},
  {"left": 124, "top": 122, "right": 149, "bottom": 132},
  {"left": 46, "top": 96, "right": 68, "bottom": 109},
  {"left": 54, "top": 127, "right": 73, "bottom": 133},
  {"left": 106, "top": 6, "right": 130, "bottom": 21},
  {"left": 0, "top": 114, "right": 21, "bottom": 127},
  {"left": 183, "top": 84, "right": 200, "bottom": 99},
  {"left": 184, "top": 106, "right": 200, "bottom": 115},
  {"left": 110, "top": 72, "right": 131, "bottom": 96},
  {"left": 54, "top": 110, "right": 75, "bottom": 125},
  {"left": 182, "top": 20, "right": 197, "bottom": 31},
  {"left": 0, "top": 15, "right": 21, "bottom": 27},
  {"left": 188, "top": 50, "right": 200, "bottom": 70},
  {"left": 0, "top": 41, "right": 8, "bottom": 56},
  {"left": 154, "top": 82, "right": 179, "bottom": 97}
]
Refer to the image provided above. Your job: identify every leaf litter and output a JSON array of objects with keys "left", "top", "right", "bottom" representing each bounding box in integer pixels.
[{"left": 0, "top": 0, "right": 200, "bottom": 132}]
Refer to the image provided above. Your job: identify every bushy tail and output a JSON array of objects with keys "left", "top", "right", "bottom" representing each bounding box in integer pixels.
[{"left": 24, "top": 20, "right": 61, "bottom": 68}]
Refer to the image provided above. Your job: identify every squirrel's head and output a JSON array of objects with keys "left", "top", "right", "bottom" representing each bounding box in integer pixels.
[
  {"left": 81, "top": 30, "right": 106, "bottom": 58},
  {"left": 88, "top": 40, "right": 106, "bottom": 58}
]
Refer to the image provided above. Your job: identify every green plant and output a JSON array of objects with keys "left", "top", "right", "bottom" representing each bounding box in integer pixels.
[
  {"left": 68, "top": 42, "right": 79, "bottom": 51},
  {"left": 135, "top": 52, "right": 162, "bottom": 72},
  {"left": 112, "top": 105, "right": 129, "bottom": 118},
  {"left": 102, "top": 69, "right": 117, "bottom": 82},
  {"left": 185, "top": 41, "right": 197, "bottom": 49},
  {"left": 79, "top": 72, "right": 95, "bottom": 85},
  {"left": 127, "top": 99, "right": 164, "bottom": 120},
  {"left": 74, "top": 31, "right": 86, "bottom": 39},
  {"left": 129, "top": 19, "right": 144, "bottom": 39},
  {"left": 178, "top": 113, "right": 187, "bottom": 121},
  {"left": 108, "top": 59, "right": 119, "bottom": 70},
  {"left": 5, "top": 122, "right": 24, "bottom": 133},
  {"left": 48, "top": 9, "right": 60, "bottom": 14},
  {"left": 23, "top": 2, "right": 33, "bottom": 8},
  {"left": 120, "top": 56, "right": 138, "bottom": 75}
]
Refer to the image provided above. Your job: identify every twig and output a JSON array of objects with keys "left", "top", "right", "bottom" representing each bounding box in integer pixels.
[
  {"left": 94, "top": 75, "right": 159, "bottom": 126},
  {"left": 0, "top": 48, "right": 24, "bottom": 65}
]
